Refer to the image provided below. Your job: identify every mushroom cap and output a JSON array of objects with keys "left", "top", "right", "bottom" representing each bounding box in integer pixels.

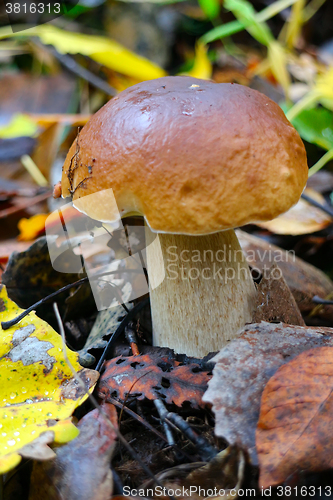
[{"left": 61, "top": 76, "right": 308, "bottom": 235}]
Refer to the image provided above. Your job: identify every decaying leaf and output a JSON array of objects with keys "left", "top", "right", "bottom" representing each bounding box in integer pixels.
[
  {"left": 257, "top": 189, "right": 332, "bottom": 235},
  {"left": 0, "top": 285, "right": 99, "bottom": 473},
  {"left": 2, "top": 237, "right": 94, "bottom": 326},
  {"left": 203, "top": 322, "right": 333, "bottom": 464},
  {"left": 257, "top": 347, "right": 333, "bottom": 488},
  {"left": 29, "top": 403, "right": 118, "bottom": 500},
  {"left": 183, "top": 447, "right": 245, "bottom": 500},
  {"left": 252, "top": 263, "right": 305, "bottom": 326},
  {"left": 237, "top": 229, "right": 333, "bottom": 314},
  {"left": 98, "top": 347, "right": 213, "bottom": 408},
  {"left": 140, "top": 447, "right": 245, "bottom": 500}
]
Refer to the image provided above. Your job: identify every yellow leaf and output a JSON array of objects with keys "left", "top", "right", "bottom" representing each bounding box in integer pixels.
[
  {"left": 267, "top": 41, "right": 291, "bottom": 96},
  {"left": 182, "top": 42, "right": 212, "bottom": 80},
  {"left": 18, "top": 214, "right": 49, "bottom": 242},
  {"left": 3, "top": 25, "right": 166, "bottom": 81},
  {"left": 0, "top": 113, "right": 38, "bottom": 139},
  {"left": 258, "top": 188, "right": 331, "bottom": 235},
  {"left": 283, "top": 0, "right": 306, "bottom": 48},
  {"left": 315, "top": 67, "right": 333, "bottom": 102},
  {"left": 0, "top": 286, "right": 99, "bottom": 473}
]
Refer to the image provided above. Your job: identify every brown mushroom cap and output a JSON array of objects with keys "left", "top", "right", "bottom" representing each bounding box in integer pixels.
[{"left": 61, "top": 76, "right": 308, "bottom": 235}]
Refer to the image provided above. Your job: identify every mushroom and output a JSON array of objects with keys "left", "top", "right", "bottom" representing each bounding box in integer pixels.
[{"left": 60, "top": 76, "right": 308, "bottom": 357}]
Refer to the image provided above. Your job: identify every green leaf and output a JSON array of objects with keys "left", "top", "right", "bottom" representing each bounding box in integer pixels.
[
  {"left": 282, "top": 102, "right": 333, "bottom": 151},
  {"left": 224, "top": 0, "right": 273, "bottom": 46},
  {"left": 200, "top": 0, "right": 297, "bottom": 44},
  {"left": 198, "top": 0, "right": 220, "bottom": 19}
]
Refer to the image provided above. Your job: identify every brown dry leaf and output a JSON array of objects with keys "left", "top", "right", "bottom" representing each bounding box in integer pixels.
[
  {"left": 98, "top": 349, "right": 212, "bottom": 408},
  {"left": 257, "top": 347, "right": 333, "bottom": 488},
  {"left": 237, "top": 229, "right": 333, "bottom": 314},
  {"left": 252, "top": 263, "right": 305, "bottom": 326},
  {"left": 203, "top": 322, "right": 333, "bottom": 464},
  {"left": 183, "top": 447, "right": 245, "bottom": 500},
  {"left": 257, "top": 188, "right": 332, "bottom": 235},
  {"left": 29, "top": 403, "right": 118, "bottom": 500},
  {"left": 139, "top": 447, "right": 245, "bottom": 500},
  {"left": 0, "top": 240, "right": 31, "bottom": 278},
  {"left": 31, "top": 122, "right": 64, "bottom": 180}
]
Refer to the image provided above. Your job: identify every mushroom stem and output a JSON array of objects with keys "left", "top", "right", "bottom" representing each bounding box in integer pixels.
[{"left": 145, "top": 228, "right": 257, "bottom": 357}]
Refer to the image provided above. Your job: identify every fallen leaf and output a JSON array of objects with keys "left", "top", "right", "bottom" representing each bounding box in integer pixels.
[
  {"left": 98, "top": 347, "right": 213, "bottom": 408},
  {"left": 0, "top": 114, "right": 38, "bottom": 139},
  {"left": 183, "top": 447, "right": 245, "bottom": 499},
  {"left": 31, "top": 122, "right": 64, "bottom": 180},
  {"left": 29, "top": 403, "right": 118, "bottom": 500},
  {"left": 252, "top": 263, "right": 305, "bottom": 326},
  {"left": 8, "top": 25, "right": 166, "bottom": 82},
  {"left": 203, "top": 322, "right": 333, "bottom": 464},
  {"left": 2, "top": 237, "right": 94, "bottom": 326},
  {"left": 18, "top": 213, "right": 49, "bottom": 241},
  {"left": 141, "top": 447, "right": 245, "bottom": 500},
  {"left": 237, "top": 229, "right": 333, "bottom": 314},
  {"left": 258, "top": 188, "right": 332, "bottom": 235},
  {"left": 257, "top": 347, "right": 333, "bottom": 488},
  {"left": 0, "top": 240, "right": 31, "bottom": 278},
  {"left": 183, "top": 42, "right": 212, "bottom": 80},
  {"left": 0, "top": 285, "right": 99, "bottom": 473}
]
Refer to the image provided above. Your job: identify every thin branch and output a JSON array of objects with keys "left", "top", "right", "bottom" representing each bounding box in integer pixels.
[
  {"left": 32, "top": 38, "right": 117, "bottom": 97},
  {"left": 53, "top": 302, "right": 175, "bottom": 499},
  {"left": 95, "top": 297, "right": 149, "bottom": 371},
  {"left": 301, "top": 192, "right": 333, "bottom": 218}
]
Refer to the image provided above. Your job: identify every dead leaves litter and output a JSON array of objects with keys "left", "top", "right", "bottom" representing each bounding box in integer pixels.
[
  {"left": 29, "top": 403, "right": 118, "bottom": 500},
  {"left": 203, "top": 322, "right": 333, "bottom": 464},
  {"left": 257, "top": 346, "right": 333, "bottom": 488},
  {"left": 0, "top": 285, "right": 99, "bottom": 473},
  {"left": 98, "top": 348, "right": 213, "bottom": 408}
]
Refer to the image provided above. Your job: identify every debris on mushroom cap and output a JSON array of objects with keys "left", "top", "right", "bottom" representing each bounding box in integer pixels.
[
  {"left": 61, "top": 76, "right": 308, "bottom": 234},
  {"left": 53, "top": 182, "right": 62, "bottom": 199}
]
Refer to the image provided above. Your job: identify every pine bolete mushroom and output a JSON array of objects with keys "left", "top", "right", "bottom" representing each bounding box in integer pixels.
[{"left": 60, "top": 76, "right": 308, "bottom": 357}]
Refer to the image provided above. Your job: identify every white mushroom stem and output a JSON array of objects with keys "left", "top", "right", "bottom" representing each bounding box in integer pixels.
[{"left": 145, "top": 228, "right": 257, "bottom": 357}]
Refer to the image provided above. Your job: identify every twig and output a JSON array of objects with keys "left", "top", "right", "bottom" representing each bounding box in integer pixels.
[
  {"left": 301, "top": 193, "right": 333, "bottom": 218},
  {"left": 0, "top": 190, "right": 51, "bottom": 219},
  {"left": 107, "top": 396, "right": 196, "bottom": 462},
  {"left": 154, "top": 399, "right": 175, "bottom": 447},
  {"left": 1, "top": 270, "right": 143, "bottom": 330},
  {"left": 158, "top": 407, "right": 218, "bottom": 462},
  {"left": 107, "top": 396, "right": 167, "bottom": 443},
  {"left": 33, "top": 38, "right": 117, "bottom": 97},
  {"left": 1, "top": 277, "right": 88, "bottom": 330},
  {"left": 52, "top": 302, "right": 175, "bottom": 500},
  {"left": 95, "top": 297, "right": 149, "bottom": 371},
  {"left": 125, "top": 321, "right": 140, "bottom": 355}
]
